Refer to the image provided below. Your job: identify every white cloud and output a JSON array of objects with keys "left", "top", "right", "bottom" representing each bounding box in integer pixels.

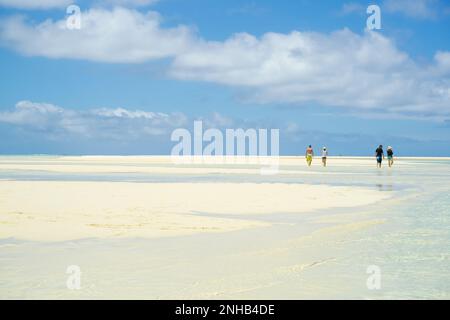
[
  {"left": 434, "top": 51, "right": 450, "bottom": 73},
  {"left": 0, "top": 7, "right": 195, "bottom": 63},
  {"left": 0, "top": 101, "right": 188, "bottom": 139},
  {"left": 0, "top": 7, "right": 449, "bottom": 120},
  {"left": 0, "top": 0, "right": 71, "bottom": 9},
  {"left": 170, "top": 29, "right": 450, "bottom": 119},
  {"left": 93, "top": 107, "right": 169, "bottom": 120}
]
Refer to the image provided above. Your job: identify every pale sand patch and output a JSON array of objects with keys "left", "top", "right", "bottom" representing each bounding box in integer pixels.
[
  {"left": 0, "top": 163, "right": 287, "bottom": 175},
  {"left": 0, "top": 181, "right": 390, "bottom": 242},
  {"left": 0, "top": 157, "right": 412, "bottom": 174},
  {"left": 0, "top": 155, "right": 435, "bottom": 174}
]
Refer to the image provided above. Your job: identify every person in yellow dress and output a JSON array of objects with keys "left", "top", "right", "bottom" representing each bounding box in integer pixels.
[{"left": 305, "top": 145, "right": 314, "bottom": 166}]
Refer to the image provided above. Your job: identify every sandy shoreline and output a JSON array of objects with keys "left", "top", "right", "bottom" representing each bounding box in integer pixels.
[
  {"left": 1, "top": 156, "right": 448, "bottom": 299},
  {"left": 0, "top": 156, "right": 417, "bottom": 242},
  {"left": 0, "top": 155, "right": 442, "bottom": 175}
]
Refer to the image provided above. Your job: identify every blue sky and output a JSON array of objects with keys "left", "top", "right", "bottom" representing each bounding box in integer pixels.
[{"left": 0, "top": 0, "right": 450, "bottom": 156}]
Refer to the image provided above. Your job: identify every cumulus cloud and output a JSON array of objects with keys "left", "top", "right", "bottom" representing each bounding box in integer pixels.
[
  {"left": 0, "top": 7, "right": 449, "bottom": 120},
  {"left": 434, "top": 51, "right": 450, "bottom": 73},
  {"left": 0, "top": 100, "right": 188, "bottom": 139},
  {"left": 170, "top": 29, "right": 450, "bottom": 119},
  {"left": 0, "top": 7, "right": 195, "bottom": 63}
]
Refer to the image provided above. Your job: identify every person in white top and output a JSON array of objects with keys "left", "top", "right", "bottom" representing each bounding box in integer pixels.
[{"left": 321, "top": 147, "right": 328, "bottom": 167}]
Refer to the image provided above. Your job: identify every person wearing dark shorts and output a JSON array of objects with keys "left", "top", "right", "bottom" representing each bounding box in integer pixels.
[
  {"left": 387, "top": 146, "right": 394, "bottom": 167},
  {"left": 375, "top": 145, "right": 384, "bottom": 168},
  {"left": 321, "top": 147, "right": 328, "bottom": 167}
]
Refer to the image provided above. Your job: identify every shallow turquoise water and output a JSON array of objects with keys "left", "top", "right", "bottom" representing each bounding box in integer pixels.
[{"left": 0, "top": 157, "right": 449, "bottom": 299}]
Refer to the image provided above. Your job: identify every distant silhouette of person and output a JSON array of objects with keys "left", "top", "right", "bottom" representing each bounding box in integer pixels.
[
  {"left": 375, "top": 145, "right": 384, "bottom": 168},
  {"left": 305, "top": 145, "right": 314, "bottom": 166},
  {"left": 321, "top": 147, "right": 328, "bottom": 167}
]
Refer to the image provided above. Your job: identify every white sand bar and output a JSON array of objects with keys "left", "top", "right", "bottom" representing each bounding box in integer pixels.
[
  {"left": 0, "top": 180, "right": 389, "bottom": 242},
  {"left": 0, "top": 155, "right": 442, "bottom": 174}
]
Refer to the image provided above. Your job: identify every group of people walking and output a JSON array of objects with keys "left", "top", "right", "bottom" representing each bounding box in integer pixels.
[
  {"left": 375, "top": 145, "right": 394, "bottom": 168},
  {"left": 304, "top": 145, "right": 394, "bottom": 168},
  {"left": 305, "top": 145, "right": 329, "bottom": 167}
]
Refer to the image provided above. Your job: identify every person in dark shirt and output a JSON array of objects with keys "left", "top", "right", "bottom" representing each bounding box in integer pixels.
[
  {"left": 387, "top": 146, "right": 394, "bottom": 167},
  {"left": 375, "top": 145, "right": 384, "bottom": 168}
]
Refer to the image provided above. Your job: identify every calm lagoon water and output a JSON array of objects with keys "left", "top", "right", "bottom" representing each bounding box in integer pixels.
[{"left": 0, "top": 157, "right": 449, "bottom": 299}]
